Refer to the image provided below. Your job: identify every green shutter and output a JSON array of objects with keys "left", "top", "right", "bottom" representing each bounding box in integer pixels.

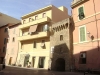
[
  {"left": 80, "top": 27, "right": 86, "bottom": 42},
  {"left": 78, "top": 7, "right": 84, "bottom": 20}
]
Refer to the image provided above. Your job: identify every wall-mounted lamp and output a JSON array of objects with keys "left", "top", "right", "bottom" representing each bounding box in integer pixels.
[
  {"left": 87, "top": 31, "right": 94, "bottom": 40},
  {"left": 87, "top": 31, "right": 90, "bottom": 38}
]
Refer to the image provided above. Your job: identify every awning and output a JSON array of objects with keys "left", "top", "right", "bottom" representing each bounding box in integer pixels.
[{"left": 29, "top": 24, "right": 38, "bottom": 33}]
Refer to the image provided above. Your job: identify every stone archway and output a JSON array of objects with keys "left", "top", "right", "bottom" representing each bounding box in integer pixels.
[{"left": 55, "top": 58, "right": 65, "bottom": 71}]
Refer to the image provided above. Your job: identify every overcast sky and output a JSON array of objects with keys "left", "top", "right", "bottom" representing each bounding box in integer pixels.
[{"left": 0, "top": 0, "right": 72, "bottom": 19}]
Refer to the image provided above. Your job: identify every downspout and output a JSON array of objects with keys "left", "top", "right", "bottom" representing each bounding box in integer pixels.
[{"left": 92, "top": 0, "right": 99, "bottom": 51}]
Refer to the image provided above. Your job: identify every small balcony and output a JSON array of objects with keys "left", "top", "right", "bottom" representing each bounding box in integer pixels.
[
  {"left": 19, "top": 17, "right": 51, "bottom": 29},
  {"left": 71, "top": 0, "right": 89, "bottom": 8},
  {"left": 18, "top": 31, "right": 50, "bottom": 41}
]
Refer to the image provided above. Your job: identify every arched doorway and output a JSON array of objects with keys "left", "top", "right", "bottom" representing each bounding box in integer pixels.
[{"left": 55, "top": 58, "right": 65, "bottom": 71}]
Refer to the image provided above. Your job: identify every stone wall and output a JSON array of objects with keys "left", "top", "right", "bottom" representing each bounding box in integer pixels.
[{"left": 50, "top": 18, "right": 73, "bottom": 71}]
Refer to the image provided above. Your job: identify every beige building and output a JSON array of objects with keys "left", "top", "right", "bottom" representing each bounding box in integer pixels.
[{"left": 16, "top": 5, "right": 69, "bottom": 69}]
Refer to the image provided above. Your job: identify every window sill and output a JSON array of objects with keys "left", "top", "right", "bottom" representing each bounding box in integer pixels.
[{"left": 79, "top": 41, "right": 88, "bottom": 44}]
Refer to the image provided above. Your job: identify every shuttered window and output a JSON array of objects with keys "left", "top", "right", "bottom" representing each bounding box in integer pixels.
[
  {"left": 79, "top": 26, "right": 86, "bottom": 42},
  {"left": 4, "top": 38, "right": 6, "bottom": 44},
  {"left": 78, "top": 6, "right": 85, "bottom": 20}
]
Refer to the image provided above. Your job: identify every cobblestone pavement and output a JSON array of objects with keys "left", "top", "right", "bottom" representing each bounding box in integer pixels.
[
  {"left": 0, "top": 70, "right": 99, "bottom": 75},
  {"left": 0, "top": 66, "right": 99, "bottom": 75}
]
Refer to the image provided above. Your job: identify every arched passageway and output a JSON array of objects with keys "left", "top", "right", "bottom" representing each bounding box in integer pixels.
[{"left": 55, "top": 58, "right": 65, "bottom": 71}]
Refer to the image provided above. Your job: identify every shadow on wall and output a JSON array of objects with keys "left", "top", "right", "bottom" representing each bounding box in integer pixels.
[
  {"left": 74, "top": 45, "right": 100, "bottom": 72},
  {"left": 0, "top": 25, "right": 9, "bottom": 64},
  {"left": 50, "top": 43, "right": 71, "bottom": 71}
]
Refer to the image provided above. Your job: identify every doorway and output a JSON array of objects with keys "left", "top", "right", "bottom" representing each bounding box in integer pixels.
[
  {"left": 38, "top": 57, "right": 45, "bottom": 68},
  {"left": 9, "top": 57, "right": 12, "bottom": 65},
  {"left": 32, "top": 57, "right": 35, "bottom": 67},
  {"left": 55, "top": 58, "right": 65, "bottom": 71},
  {"left": 0, "top": 57, "right": 4, "bottom": 64}
]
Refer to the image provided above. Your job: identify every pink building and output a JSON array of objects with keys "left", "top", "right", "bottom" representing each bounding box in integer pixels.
[
  {"left": 71, "top": 0, "right": 100, "bottom": 71},
  {"left": 5, "top": 23, "right": 21, "bottom": 65},
  {"left": 0, "top": 25, "right": 9, "bottom": 64},
  {"left": 0, "top": 23, "right": 20, "bottom": 65},
  {"left": 0, "top": 13, "right": 20, "bottom": 64}
]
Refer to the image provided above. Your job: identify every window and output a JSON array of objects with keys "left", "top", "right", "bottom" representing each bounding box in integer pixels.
[
  {"left": 38, "top": 57, "right": 45, "bottom": 68},
  {"left": 23, "top": 20, "right": 26, "bottom": 24},
  {"left": 3, "top": 47, "right": 5, "bottom": 53},
  {"left": 33, "top": 41, "right": 36, "bottom": 48},
  {"left": 29, "top": 18, "right": 32, "bottom": 22},
  {"left": 35, "top": 16, "right": 38, "bottom": 20},
  {"left": 78, "top": 6, "right": 85, "bottom": 20},
  {"left": 13, "top": 28, "right": 15, "bottom": 34},
  {"left": 42, "top": 24, "right": 49, "bottom": 31},
  {"left": 43, "top": 13, "right": 46, "bottom": 18},
  {"left": 60, "top": 35, "right": 63, "bottom": 41},
  {"left": 12, "top": 37, "right": 15, "bottom": 42},
  {"left": 4, "top": 38, "right": 6, "bottom": 44},
  {"left": 79, "top": 26, "right": 86, "bottom": 42},
  {"left": 41, "top": 40, "right": 45, "bottom": 48},
  {"left": 21, "top": 43, "right": 23, "bottom": 49},
  {"left": 79, "top": 52, "right": 86, "bottom": 64},
  {"left": 4, "top": 28, "right": 8, "bottom": 32}
]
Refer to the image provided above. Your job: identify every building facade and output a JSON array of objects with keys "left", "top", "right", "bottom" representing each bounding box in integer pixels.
[
  {"left": 50, "top": 18, "right": 73, "bottom": 71},
  {"left": 71, "top": 0, "right": 100, "bottom": 71},
  {"left": 5, "top": 23, "right": 20, "bottom": 66},
  {"left": 0, "top": 13, "right": 20, "bottom": 64},
  {"left": 17, "top": 5, "right": 69, "bottom": 69},
  {"left": 0, "top": 25, "right": 9, "bottom": 64}
]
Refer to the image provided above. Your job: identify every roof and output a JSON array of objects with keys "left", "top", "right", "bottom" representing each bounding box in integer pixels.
[{"left": 21, "top": 5, "right": 53, "bottom": 19}]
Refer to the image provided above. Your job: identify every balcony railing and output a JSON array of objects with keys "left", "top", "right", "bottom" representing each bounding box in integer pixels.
[
  {"left": 18, "top": 31, "right": 50, "bottom": 41},
  {"left": 19, "top": 17, "right": 51, "bottom": 29}
]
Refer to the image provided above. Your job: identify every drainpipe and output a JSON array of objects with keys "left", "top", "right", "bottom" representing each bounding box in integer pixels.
[{"left": 92, "top": 0, "right": 99, "bottom": 51}]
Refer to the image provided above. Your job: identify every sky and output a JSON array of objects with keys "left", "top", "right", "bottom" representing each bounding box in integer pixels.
[{"left": 0, "top": 0, "right": 72, "bottom": 20}]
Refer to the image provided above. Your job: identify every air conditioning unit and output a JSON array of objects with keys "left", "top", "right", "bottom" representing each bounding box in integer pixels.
[
  {"left": 51, "top": 46, "right": 54, "bottom": 53},
  {"left": 80, "top": 53, "right": 86, "bottom": 58}
]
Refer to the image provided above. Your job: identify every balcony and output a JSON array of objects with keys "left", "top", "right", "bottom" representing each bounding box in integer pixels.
[
  {"left": 71, "top": 0, "right": 89, "bottom": 8},
  {"left": 18, "top": 31, "right": 50, "bottom": 41},
  {"left": 19, "top": 17, "right": 51, "bottom": 29}
]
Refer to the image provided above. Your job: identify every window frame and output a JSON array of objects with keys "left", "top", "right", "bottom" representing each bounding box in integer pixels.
[
  {"left": 12, "top": 37, "right": 15, "bottom": 42},
  {"left": 42, "top": 13, "right": 46, "bottom": 18},
  {"left": 35, "top": 15, "right": 38, "bottom": 20},
  {"left": 4, "top": 28, "right": 8, "bottom": 32},
  {"left": 79, "top": 25, "right": 87, "bottom": 43},
  {"left": 79, "top": 52, "right": 87, "bottom": 64},
  {"left": 4, "top": 38, "right": 6, "bottom": 44},
  {"left": 33, "top": 41, "right": 36, "bottom": 48},
  {"left": 60, "top": 35, "right": 63, "bottom": 41},
  {"left": 23, "top": 20, "right": 26, "bottom": 24},
  {"left": 3, "top": 47, "right": 5, "bottom": 53},
  {"left": 29, "top": 18, "right": 32, "bottom": 22},
  {"left": 77, "top": 5, "right": 85, "bottom": 20}
]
